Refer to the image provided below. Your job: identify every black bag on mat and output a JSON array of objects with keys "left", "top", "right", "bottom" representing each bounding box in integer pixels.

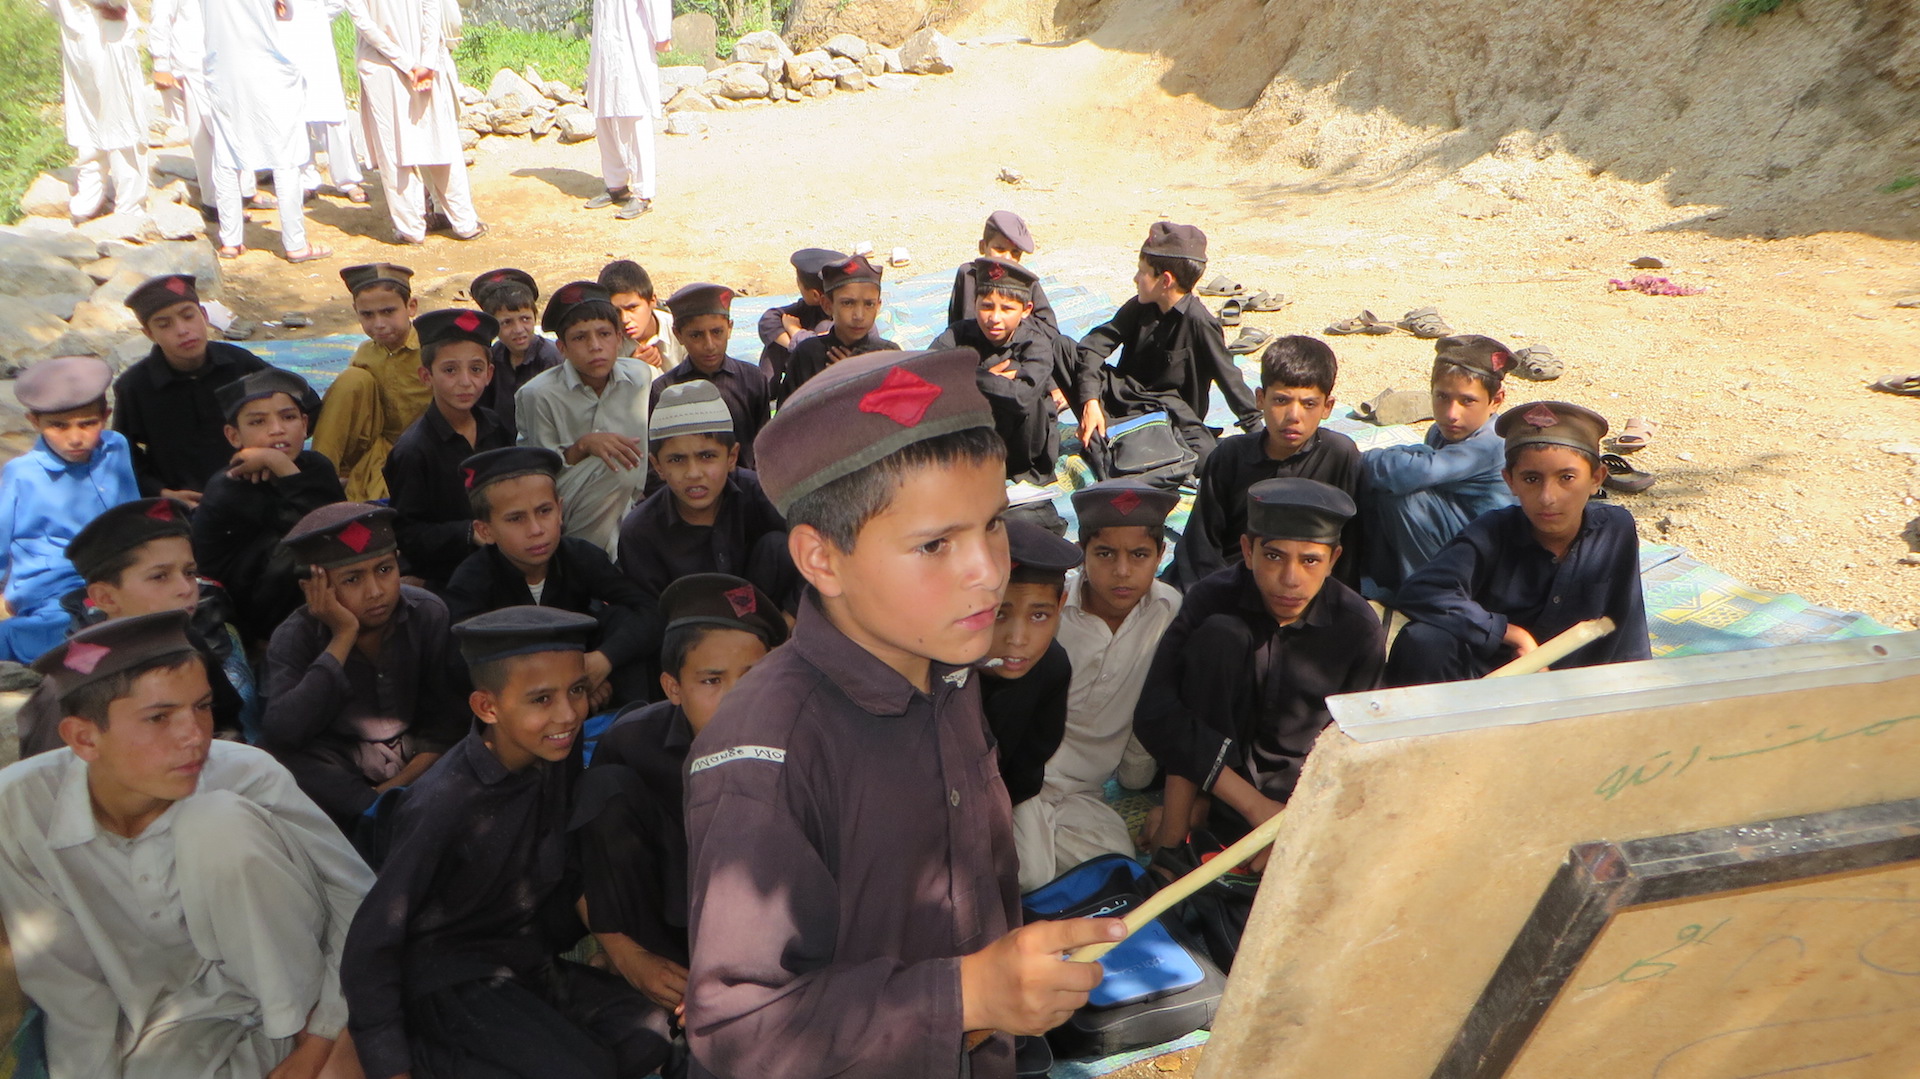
[
  {"left": 1153, "top": 828, "right": 1261, "bottom": 973},
  {"left": 1081, "top": 411, "right": 1198, "bottom": 492},
  {"left": 1021, "top": 853, "right": 1226, "bottom": 1060}
]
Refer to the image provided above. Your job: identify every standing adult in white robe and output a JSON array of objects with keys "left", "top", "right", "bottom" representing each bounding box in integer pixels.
[
  {"left": 43, "top": 0, "right": 147, "bottom": 220},
  {"left": 585, "top": 0, "right": 670, "bottom": 219},
  {"left": 343, "top": 0, "right": 483, "bottom": 244},
  {"left": 200, "top": 0, "right": 329, "bottom": 261},
  {"left": 278, "top": 0, "right": 369, "bottom": 202}
]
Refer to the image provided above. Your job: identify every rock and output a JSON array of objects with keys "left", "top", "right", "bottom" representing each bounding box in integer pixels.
[
  {"left": 19, "top": 173, "right": 71, "bottom": 218},
  {"left": 665, "top": 87, "right": 718, "bottom": 113},
  {"left": 855, "top": 53, "right": 883, "bottom": 77},
  {"left": 0, "top": 245, "right": 97, "bottom": 300},
  {"left": 784, "top": 55, "right": 816, "bottom": 87},
  {"left": 92, "top": 238, "right": 223, "bottom": 297},
  {"left": 281, "top": 312, "right": 313, "bottom": 328},
  {"left": 150, "top": 182, "right": 188, "bottom": 206},
  {"left": 879, "top": 47, "right": 903, "bottom": 73},
  {"left": 660, "top": 65, "right": 708, "bottom": 93},
  {"left": 222, "top": 319, "right": 257, "bottom": 341},
  {"left": 531, "top": 109, "right": 556, "bottom": 138},
  {"left": 67, "top": 299, "right": 137, "bottom": 334},
  {"left": 1881, "top": 443, "right": 1920, "bottom": 458},
  {"left": 1896, "top": 296, "right": 1920, "bottom": 309},
  {"left": 670, "top": 11, "right": 718, "bottom": 60},
  {"left": 77, "top": 213, "right": 157, "bottom": 244},
  {"left": 830, "top": 56, "right": 858, "bottom": 76},
  {"left": 785, "top": 0, "right": 934, "bottom": 51},
  {"left": 714, "top": 62, "right": 772, "bottom": 99},
  {"left": 711, "top": 94, "right": 770, "bottom": 111},
  {"left": 900, "top": 29, "right": 957, "bottom": 75},
  {"left": 731, "top": 30, "right": 792, "bottom": 64},
  {"left": 489, "top": 107, "right": 535, "bottom": 136},
  {"left": 823, "top": 33, "right": 868, "bottom": 61},
  {"left": 835, "top": 69, "right": 868, "bottom": 92},
  {"left": 665, "top": 112, "right": 709, "bottom": 136},
  {"left": 460, "top": 127, "right": 480, "bottom": 150},
  {"left": 555, "top": 105, "right": 596, "bottom": 142},
  {"left": 1629, "top": 255, "right": 1666, "bottom": 269},
  {"left": 785, "top": 85, "right": 804, "bottom": 102},
  {"left": 486, "top": 67, "right": 545, "bottom": 110},
  {"left": 459, "top": 107, "right": 492, "bottom": 133},
  {"left": 39, "top": 293, "right": 86, "bottom": 321},
  {"left": 522, "top": 64, "right": 544, "bottom": 88},
  {"left": 762, "top": 56, "right": 785, "bottom": 84},
  {"left": 91, "top": 267, "right": 156, "bottom": 310},
  {"left": 0, "top": 297, "right": 74, "bottom": 373},
  {"left": 147, "top": 201, "right": 204, "bottom": 241},
  {"left": 0, "top": 225, "right": 99, "bottom": 266},
  {"left": 458, "top": 85, "right": 485, "bottom": 106},
  {"left": 804, "top": 79, "right": 833, "bottom": 98},
  {"left": 871, "top": 73, "right": 916, "bottom": 92}
]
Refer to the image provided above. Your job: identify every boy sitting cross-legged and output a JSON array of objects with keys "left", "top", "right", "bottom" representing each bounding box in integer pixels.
[
  {"left": 775, "top": 253, "right": 901, "bottom": 405},
  {"left": 471, "top": 267, "right": 563, "bottom": 438},
  {"left": 343, "top": 606, "right": 674, "bottom": 1079},
  {"left": 445, "top": 446, "right": 661, "bottom": 709},
  {"left": 945, "top": 210, "right": 1058, "bottom": 333},
  {"left": 650, "top": 282, "right": 772, "bottom": 470},
  {"left": 0, "top": 356, "right": 139, "bottom": 664},
  {"left": 311, "top": 263, "right": 428, "bottom": 502},
  {"left": 384, "top": 308, "right": 513, "bottom": 592},
  {"left": 263, "top": 503, "right": 468, "bottom": 835},
  {"left": 617, "top": 380, "right": 796, "bottom": 609},
  {"left": 757, "top": 247, "right": 843, "bottom": 383},
  {"left": 683, "top": 347, "right": 1124, "bottom": 1078},
  {"left": 932, "top": 257, "right": 1080, "bottom": 486},
  {"left": 600, "top": 258, "right": 683, "bottom": 373},
  {"left": 1384, "top": 401, "right": 1651, "bottom": 686},
  {"left": 0, "top": 610, "right": 373, "bottom": 1079}
]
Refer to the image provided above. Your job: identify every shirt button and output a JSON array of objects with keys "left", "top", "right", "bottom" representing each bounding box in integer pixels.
[
  {"left": 1553, "top": 596, "right": 1562, "bottom": 604},
  {"left": 949, "top": 789, "right": 960, "bottom": 807},
  {"left": 138, "top": 875, "right": 149, "bottom": 883},
  {"left": 149, "top": 912, "right": 160, "bottom": 920}
]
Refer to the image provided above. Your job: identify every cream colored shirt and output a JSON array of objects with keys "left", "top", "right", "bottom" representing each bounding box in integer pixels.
[{"left": 1048, "top": 571, "right": 1182, "bottom": 794}]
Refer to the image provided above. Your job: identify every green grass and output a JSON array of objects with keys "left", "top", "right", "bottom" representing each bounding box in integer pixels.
[
  {"left": 332, "top": 14, "right": 360, "bottom": 99},
  {"left": 454, "top": 22, "right": 592, "bottom": 89},
  {"left": 658, "top": 48, "right": 709, "bottom": 68},
  {"left": 0, "top": 0, "right": 68, "bottom": 223},
  {"left": 1713, "top": 0, "right": 1797, "bottom": 26},
  {"left": 1881, "top": 174, "right": 1920, "bottom": 194}
]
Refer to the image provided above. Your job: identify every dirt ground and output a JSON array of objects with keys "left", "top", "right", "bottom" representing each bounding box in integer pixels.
[{"left": 211, "top": 36, "right": 1920, "bottom": 631}]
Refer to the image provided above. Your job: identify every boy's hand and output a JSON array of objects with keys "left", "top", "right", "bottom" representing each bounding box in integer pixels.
[
  {"left": 409, "top": 66, "right": 434, "bottom": 91},
  {"left": 960, "top": 918, "right": 1123, "bottom": 1035},
  {"left": 1503, "top": 624, "right": 1540, "bottom": 657},
  {"left": 153, "top": 70, "right": 179, "bottom": 90},
  {"left": 633, "top": 339, "right": 669, "bottom": 371},
  {"left": 1078, "top": 401, "right": 1107, "bottom": 444},
  {"left": 600, "top": 932, "right": 689, "bottom": 1010},
  {"left": 265, "top": 1030, "right": 331, "bottom": 1079},
  {"left": 655, "top": 39, "right": 672, "bottom": 53},
  {"left": 228, "top": 447, "right": 299, "bottom": 483},
  {"left": 376, "top": 751, "right": 439, "bottom": 793},
  {"left": 160, "top": 487, "right": 203, "bottom": 508},
  {"left": 825, "top": 344, "right": 854, "bottom": 365},
  {"left": 572, "top": 432, "right": 643, "bottom": 471},
  {"left": 301, "top": 567, "right": 359, "bottom": 641},
  {"left": 988, "top": 359, "right": 1017, "bottom": 381},
  {"left": 1050, "top": 388, "right": 1070, "bottom": 412},
  {"left": 583, "top": 650, "right": 614, "bottom": 708}
]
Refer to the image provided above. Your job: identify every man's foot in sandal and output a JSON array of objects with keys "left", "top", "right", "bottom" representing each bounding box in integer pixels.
[
  {"left": 1196, "top": 275, "right": 1246, "bottom": 297},
  {"left": 339, "top": 183, "right": 368, "bottom": 204},
  {"left": 1396, "top": 306, "right": 1453, "bottom": 339},
  {"left": 285, "top": 245, "right": 333, "bottom": 264},
  {"left": 1513, "top": 344, "right": 1563, "bottom": 381},
  {"left": 1219, "top": 298, "right": 1242, "bottom": 326},
  {"left": 1243, "top": 290, "right": 1288, "bottom": 312},
  {"left": 1326, "top": 310, "right": 1394, "bottom": 335},
  {"left": 614, "top": 197, "right": 652, "bottom": 221},
  {"left": 585, "top": 186, "right": 630, "bottom": 210},
  {"left": 1601, "top": 453, "right": 1655, "bottom": 494},
  {"left": 217, "top": 245, "right": 246, "bottom": 260},
  {"left": 1605, "top": 416, "right": 1659, "bottom": 453},
  {"left": 453, "top": 222, "right": 490, "bottom": 241},
  {"left": 1870, "top": 373, "right": 1920, "bottom": 397}
]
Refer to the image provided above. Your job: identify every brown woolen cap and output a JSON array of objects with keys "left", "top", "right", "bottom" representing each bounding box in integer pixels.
[
  {"left": 282, "top": 502, "right": 399, "bottom": 570},
  {"left": 1140, "top": 221, "right": 1207, "bottom": 262},
  {"left": 16, "top": 356, "right": 111, "bottom": 413},
  {"left": 124, "top": 274, "right": 200, "bottom": 324},
  {"left": 1433, "top": 334, "right": 1515, "bottom": 381},
  {"left": 971, "top": 256, "right": 1037, "bottom": 299},
  {"left": 471, "top": 267, "right": 539, "bottom": 305},
  {"left": 660, "top": 572, "right": 789, "bottom": 649},
  {"left": 32, "top": 609, "right": 199, "bottom": 705},
  {"left": 1494, "top": 401, "right": 1609, "bottom": 457},
  {"left": 821, "top": 254, "right": 884, "bottom": 295},
  {"left": 340, "top": 262, "right": 414, "bottom": 296},
  {"left": 67, "top": 498, "right": 192, "bottom": 583},
  {"left": 663, "top": 282, "right": 736, "bottom": 323},
  {"left": 985, "top": 210, "right": 1035, "bottom": 253},
  {"left": 1071, "top": 479, "right": 1177, "bottom": 537}
]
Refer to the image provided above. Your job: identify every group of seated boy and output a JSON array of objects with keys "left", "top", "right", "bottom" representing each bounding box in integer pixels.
[{"left": 0, "top": 208, "right": 1652, "bottom": 1079}]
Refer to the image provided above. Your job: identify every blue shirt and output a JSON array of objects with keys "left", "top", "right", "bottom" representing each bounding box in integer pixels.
[
  {"left": 1362, "top": 417, "right": 1515, "bottom": 514},
  {"left": 0, "top": 431, "right": 138, "bottom": 610}
]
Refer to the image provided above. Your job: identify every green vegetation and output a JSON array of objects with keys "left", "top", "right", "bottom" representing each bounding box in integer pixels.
[
  {"left": 0, "top": 0, "right": 68, "bottom": 223},
  {"left": 674, "top": 0, "right": 794, "bottom": 58},
  {"left": 1881, "top": 174, "right": 1920, "bottom": 194},
  {"left": 332, "top": 14, "right": 359, "bottom": 99},
  {"left": 454, "top": 22, "right": 592, "bottom": 88},
  {"left": 657, "top": 48, "right": 708, "bottom": 68},
  {"left": 1713, "top": 0, "right": 1798, "bottom": 27}
]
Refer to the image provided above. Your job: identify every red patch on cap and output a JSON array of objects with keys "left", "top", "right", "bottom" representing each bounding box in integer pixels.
[
  {"left": 987, "top": 262, "right": 1006, "bottom": 280},
  {"left": 558, "top": 285, "right": 581, "bottom": 304},
  {"left": 1489, "top": 351, "right": 1509, "bottom": 373},
  {"left": 462, "top": 467, "right": 477, "bottom": 490},
  {"left": 63, "top": 642, "right": 110, "bottom": 674},
  {"left": 165, "top": 276, "right": 189, "bottom": 295},
  {"left": 842, "top": 259, "right": 864, "bottom": 275},
  {"left": 1523, "top": 403, "right": 1560, "bottom": 429},
  {"left": 724, "top": 585, "right": 758, "bottom": 618},
  {"left": 1110, "top": 489, "right": 1143, "bottom": 516},
  {"left": 145, "top": 500, "right": 174, "bottom": 522},
  {"left": 454, "top": 311, "right": 481, "bottom": 332},
  {"left": 338, "top": 520, "right": 373, "bottom": 553},
  {"left": 858, "top": 366, "right": 943, "bottom": 428}
]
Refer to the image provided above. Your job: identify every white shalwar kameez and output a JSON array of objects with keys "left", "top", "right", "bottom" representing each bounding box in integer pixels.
[
  {"left": 586, "top": 0, "right": 670, "bottom": 200},
  {"left": 344, "top": 0, "right": 479, "bottom": 242},
  {"left": 277, "top": 0, "right": 366, "bottom": 190},
  {"left": 43, "top": 0, "right": 148, "bottom": 218},
  {"left": 202, "top": 0, "right": 316, "bottom": 254}
]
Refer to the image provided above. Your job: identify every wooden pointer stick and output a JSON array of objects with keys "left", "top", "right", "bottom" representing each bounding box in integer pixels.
[{"left": 1485, "top": 617, "right": 1616, "bottom": 679}]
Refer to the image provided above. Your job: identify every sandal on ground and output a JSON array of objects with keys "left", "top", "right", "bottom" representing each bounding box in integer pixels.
[
  {"left": 285, "top": 245, "right": 333, "bottom": 264},
  {"left": 1326, "top": 310, "right": 1395, "bottom": 335},
  {"left": 1219, "top": 298, "right": 1242, "bottom": 326},
  {"left": 1396, "top": 306, "right": 1453, "bottom": 339},
  {"left": 1196, "top": 275, "right": 1246, "bottom": 297},
  {"left": 1601, "top": 453, "right": 1656, "bottom": 494},
  {"left": 245, "top": 192, "right": 278, "bottom": 211},
  {"left": 1605, "top": 416, "right": 1659, "bottom": 453},
  {"left": 1226, "top": 326, "right": 1272, "bottom": 355},
  {"left": 614, "top": 197, "right": 652, "bottom": 221},
  {"left": 340, "top": 183, "right": 368, "bottom": 204},
  {"left": 1513, "top": 344, "right": 1563, "bottom": 381},
  {"left": 217, "top": 245, "right": 247, "bottom": 260},
  {"left": 585, "top": 188, "right": 630, "bottom": 210},
  {"left": 1870, "top": 373, "right": 1920, "bottom": 397},
  {"left": 424, "top": 211, "right": 452, "bottom": 232},
  {"left": 1354, "top": 388, "right": 1433, "bottom": 426},
  {"left": 453, "top": 222, "right": 490, "bottom": 241},
  {"left": 391, "top": 231, "right": 426, "bottom": 246},
  {"left": 1243, "top": 290, "right": 1289, "bottom": 312}
]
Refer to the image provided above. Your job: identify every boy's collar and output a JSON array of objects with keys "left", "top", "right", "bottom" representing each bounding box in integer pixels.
[
  {"left": 791, "top": 591, "right": 968, "bottom": 717},
  {"left": 49, "top": 750, "right": 182, "bottom": 849},
  {"left": 31, "top": 435, "right": 100, "bottom": 471}
]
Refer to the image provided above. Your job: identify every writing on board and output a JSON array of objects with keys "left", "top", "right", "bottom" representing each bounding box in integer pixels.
[{"left": 1594, "top": 713, "right": 1920, "bottom": 801}]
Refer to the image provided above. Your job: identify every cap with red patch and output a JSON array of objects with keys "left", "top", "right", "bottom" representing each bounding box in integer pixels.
[
  {"left": 31, "top": 608, "right": 200, "bottom": 706},
  {"left": 470, "top": 267, "right": 539, "bottom": 306},
  {"left": 1071, "top": 479, "right": 1178, "bottom": 539},
  {"left": 820, "top": 254, "right": 883, "bottom": 296},
  {"left": 1433, "top": 334, "right": 1516, "bottom": 383},
  {"left": 663, "top": 282, "right": 736, "bottom": 323},
  {"left": 124, "top": 274, "right": 201, "bottom": 324},
  {"left": 282, "top": 502, "right": 398, "bottom": 571},
  {"left": 541, "top": 279, "right": 617, "bottom": 335},
  {"left": 339, "top": 263, "right": 415, "bottom": 296},
  {"left": 1493, "top": 400, "right": 1609, "bottom": 457},
  {"left": 756, "top": 348, "right": 994, "bottom": 515},
  {"left": 414, "top": 308, "right": 499, "bottom": 351},
  {"left": 461, "top": 446, "right": 563, "bottom": 496},
  {"left": 970, "top": 256, "right": 1037, "bottom": 300},
  {"left": 66, "top": 498, "right": 193, "bottom": 583},
  {"left": 659, "top": 572, "right": 789, "bottom": 651},
  {"left": 16, "top": 356, "right": 112, "bottom": 414}
]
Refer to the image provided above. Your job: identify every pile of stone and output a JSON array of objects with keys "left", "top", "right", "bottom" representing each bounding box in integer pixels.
[
  {"left": 458, "top": 65, "right": 597, "bottom": 147},
  {"left": 663, "top": 28, "right": 958, "bottom": 120}
]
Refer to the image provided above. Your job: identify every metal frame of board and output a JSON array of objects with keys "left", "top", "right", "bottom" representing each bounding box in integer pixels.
[{"left": 1431, "top": 795, "right": 1920, "bottom": 1079}]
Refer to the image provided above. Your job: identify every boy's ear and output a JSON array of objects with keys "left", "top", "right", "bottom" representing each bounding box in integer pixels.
[
  {"left": 222, "top": 424, "right": 241, "bottom": 448},
  {"left": 789, "top": 524, "right": 845, "bottom": 599},
  {"left": 1329, "top": 543, "right": 1344, "bottom": 568},
  {"left": 470, "top": 689, "right": 500, "bottom": 727},
  {"left": 660, "top": 670, "right": 683, "bottom": 706},
  {"left": 471, "top": 517, "right": 496, "bottom": 545},
  {"left": 59, "top": 715, "right": 103, "bottom": 761},
  {"left": 1239, "top": 534, "right": 1257, "bottom": 565},
  {"left": 723, "top": 442, "right": 740, "bottom": 470},
  {"left": 1491, "top": 386, "right": 1507, "bottom": 407},
  {"left": 140, "top": 323, "right": 157, "bottom": 343},
  {"left": 85, "top": 580, "right": 122, "bottom": 617},
  {"left": 417, "top": 364, "right": 432, "bottom": 386}
]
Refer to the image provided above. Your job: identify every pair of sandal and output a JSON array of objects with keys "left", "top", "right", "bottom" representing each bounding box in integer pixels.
[
  {"left": 218, "top": 245, "right": 333, "bottom": 263},
  {"left": 1599, "top": 416, "right": 1659, "bottom": 493},
  {"left": 1218, "top": 292, "right": 1288, "bottom": 325},
  {"left": 1325, "top": 306, "right": 1453, "bottom": 339}
]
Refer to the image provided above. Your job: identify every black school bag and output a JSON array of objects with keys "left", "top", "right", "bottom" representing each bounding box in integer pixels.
[
  {"left": 1021, "top": 853, "right": 1226, "bottom": 1060},
  {"left": 1152, "top": 828, "right": 1261, "bottom": 973},
  {"left": 1081, "top": 411, "right": 1198, "bottom": 492}
]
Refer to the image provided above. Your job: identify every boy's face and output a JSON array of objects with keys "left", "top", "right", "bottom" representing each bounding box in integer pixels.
[
  {"left": 65, "top": 660, "right": 214, "bottom": 806},
  {"left": 325, "top": 552, "right": 402, "bottom": 631},
  {"left": 224, "top": 392, "right": 307, "bottom": 451},
  {"left": 353, "top": 285, "right": 417, "bottom": 351},
  {"left": 800, "top": 455, "right": 1010, "bottom": 673},
  {"left": 829, "top": 282, "right": 882, "bottom": 342},
  {"left": 609, "top": 291, "right": 653, "bottom": 342},
  {"left": 1132, "top": 258, "right": 1175, "bottom": 307},
  {"left": 1504, "top": 445, "right": 1604, "bottom": 546},
  {"left": 89, "top": 536, "right": 198, "bottom": 619},
  {"left": 475, "top": 649, "right": 590, "bottom": 771},
  {"left": 1080, "top": 525, "right": 1161, "bottom": 618},
  {"left": 1259, "top": 383, "right": 1334, "bottom": 459},
  {"left": 797, "top": 275, "right": 827, "bottom": 308},
  {"left": 419, "top": 340, "right": 493, "bottom": 413},
  {"left": 663, "top": 626, "right": 768, "bottom": 735},
  {"left": 1239, "top": 535, "right": 1339, "bottom": 627},
  {"left": 975, "top": 292, "right": 1032, "bottom": 346},
  {"left": 494, "top": 306, "right": 537, "bottom": 356},
  {"left": 473, "top": 474, "right": 562, "bottom": 574},
  {"left": 560, "top": 318, "right": 623, "bottom": 385},
  {"left": 979, "top": 232, "right": 1024, "bottom": 261},
  {"left": 651, "top": 434, "right": 738, "bottom": 516},
  {"left": 984, "top": 581, "right": 1063, "bottom": 680},
  {"left": 141, "top": 300, "right": 210, "bottom": 366},
  {"left": 33, "top": 403, "right": 109, "bottom": 463},
  {"left": 1432, "top": 371, "right": 1505, "bottom": 444},
  {"left": 676, "top": 313, "right": 732, "bottom": 372}
]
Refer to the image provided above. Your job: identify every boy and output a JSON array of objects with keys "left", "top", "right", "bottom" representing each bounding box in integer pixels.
[
  {"left": 617, "top": 380, "right": 795, "bottom": 607},
  {"left": 982, "top": 521, "right": 1084, "bottom": 892},
  {"left": 517, "top": 280, "right": 655, "bottom": 554},
  {"left": 945, "top": 210, "right": 1058, "bottom": 332},
  {"left": 16, "top": 497, "right": 254, "bottom": 756},
  {"left": 1174, "top": 335, "right": 1363, "bottom": 590},
  {"left": 599, "top": 258, "right": 683, "bottom": 372},
  {"left": 1363, "top": 334, "right": 1520, "bottom": 602},
  {"left": 263, "top": 502, "right": 467, "bottom": 833},
  {"left": 191, "top": 367, "right": 347, "bottom": 644},
  {"left": 0, "top": 356, "right": 139, "bottom": 663},
  {"left": 445, "top": 446, "right": 661, "bottom": 709},
  {"left": 1384, "top": 402, "right": 1651, "bottom": 686},
  {"left": 684, "top": 347, "right": 1123, "bottom": 1078},
  {"left": 472, "top": 266, "right": 563, "bottom": 437},
  {"left": 312, "top": 263, "right": 429, "bottom": 501},
  {"left": 757, "top": 247, "right": 843, "bottom": 383},
  {"left": 932, "top": 256, "right": 1077, "bottom": 484},
  {"left": 384, "top": 307, "right": 513, "bottom": 591},
  {"left": 1028, "top": 479, "right": 1181, "bottom": 880},
  {"left": 575, "top": 573, "right": 787, "bottom": 1013},
  {"left": 114, "top": 273, "right": 271, "bottom": 502},
  {"left": 0, "top": 609, "right": 372, "bottom": 1079},
  {"left": 1136, "top": 479, "right": 1385, "bottom": 857},
  {"left": 1077, "top": 221, "right": 1260, "bottom": 461},
  {"left": 651, "top": 281, "right": 772, "bottom": 469},
  {"left": 344, "top": 605, "right": 672, "bottom": 1077},
  {"left": 776, "top": 253, "right": 900, "bottom": 404},
  {"left": 585, "top": 0, "right": 671, "bottom": 220}
]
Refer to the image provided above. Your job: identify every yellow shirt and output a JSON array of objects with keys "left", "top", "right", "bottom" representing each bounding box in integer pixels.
[{"left": 311, "top": 329, "right": 426, "bottom": 501}]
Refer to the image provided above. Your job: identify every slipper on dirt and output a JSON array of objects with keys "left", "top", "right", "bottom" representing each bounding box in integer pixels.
[
  {"left": 1326, "top": 310, "right": 1395, "bottom": 335},
  {"left": 1870, "top": 373, "right": 1920, "bottom": 397},
  {"left": 1354, "top": 388, "right": 1433, "bottom": 426},
  {"left": 1601, "top": 453, "right": 1656, "bottom": 494},
  {"left": 1513, "top": 344, "right": 1563, "bottom": 381},
  {"left": 1605, "top": 416, "right": 1659, "bottom": 453},
  {"left": 1219, "top": 299, "right": 1243, "bottom": 327},
  {"left": 1226, "top": 326, "right": 1272, "bottom": 355},
  {"left": 217, "top": 245, "right": 247, "bottom": 260},
  {"left": 285, "top": 245, "right": 332, "bottom": 264},
  {"left": 1197, "top": 276, "right": 1247, "bottom": 297},
  {"left": 1396, "top": 306, "right": 1453, "bottom": 339},
  {"left": 1243, "top": 291, "right": 1289, "bottom": 312}
]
